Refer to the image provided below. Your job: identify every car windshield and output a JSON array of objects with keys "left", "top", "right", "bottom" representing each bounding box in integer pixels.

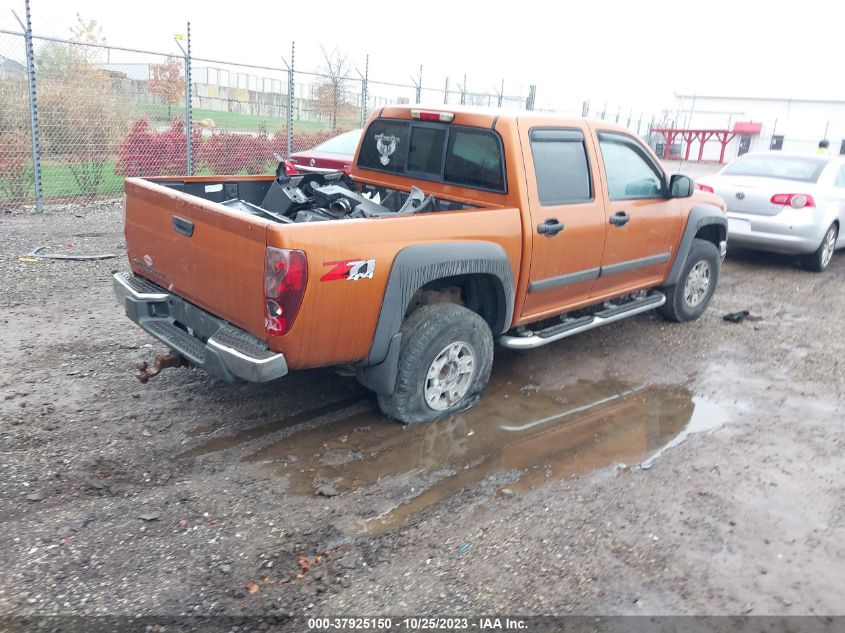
[
  {"left": 315, "top": 130, "right": 362, "bottom": 155},
  {"left": 722, "top": 155, "right": 827, "bottom": 182}
]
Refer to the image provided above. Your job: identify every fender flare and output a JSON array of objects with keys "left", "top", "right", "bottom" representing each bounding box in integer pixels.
[
  {"left": 356, "top": 241, "right": 515, "bottom": 395},
  {"left": 665, "top": 204, "right": 727, "bottom": 287}
]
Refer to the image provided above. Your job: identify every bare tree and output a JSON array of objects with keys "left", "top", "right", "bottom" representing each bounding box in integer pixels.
[{"left": 316, "top": 45, "right": 354, "bottom": 132}]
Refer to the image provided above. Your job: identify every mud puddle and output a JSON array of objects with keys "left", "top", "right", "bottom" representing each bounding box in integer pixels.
[{"left": 184, "top": 357, "right": 730, "bottom": 534}]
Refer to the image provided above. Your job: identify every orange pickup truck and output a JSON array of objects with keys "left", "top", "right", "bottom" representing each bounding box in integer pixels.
[{"left": 115, "top": 105, "right": 727, "bottom": 424}]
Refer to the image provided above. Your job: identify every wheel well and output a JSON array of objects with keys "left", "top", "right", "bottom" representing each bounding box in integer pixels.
[
  {"left": 694, "top": 223, "right": 725, "bottom": 247},
  {"left": 406, "top": 274, "right": 505, "bottom": 333}
]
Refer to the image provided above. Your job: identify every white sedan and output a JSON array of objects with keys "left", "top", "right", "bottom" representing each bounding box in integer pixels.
[{"left": 697, "top": 152, "right": 845, "bottom": 271}]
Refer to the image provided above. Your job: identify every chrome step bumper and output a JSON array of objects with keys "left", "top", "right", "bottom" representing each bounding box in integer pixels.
[
  {"left": 500, "top": 292, "right": 666, "bottom": 350},
  {"left": 113, "top": 272, "right": 287, "bottom": 383}
]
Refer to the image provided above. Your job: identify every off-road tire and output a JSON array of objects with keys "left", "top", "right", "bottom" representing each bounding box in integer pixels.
[
  {"left": 801, "top": 223, "right": 838, "bottom": 272},
  {"left": 659, "top": 238, "right": 721, "bottom": 323},
  {"left": 377, "top": 303, "right": 494, "bottom": 425}
]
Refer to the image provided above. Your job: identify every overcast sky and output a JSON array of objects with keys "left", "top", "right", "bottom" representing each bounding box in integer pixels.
[{"left": 2, "top": 0, "right": 842, "bottom": 115}]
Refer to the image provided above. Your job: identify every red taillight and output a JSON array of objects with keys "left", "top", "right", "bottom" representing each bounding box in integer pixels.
[
  {"left": 770, "top": 193, "right": 815, "bottom": 209},
  {"left": 410, "top": 109, "right": 454, "bottom": 123},
  {"left": 696, "top": 183, "right": 714, "bottom": 193},
  {"left": 264, "top": 247, "right": 307, "bottom": 336},
  {"left": 283, "top": 159, "right": 298, "bottom": 176}
]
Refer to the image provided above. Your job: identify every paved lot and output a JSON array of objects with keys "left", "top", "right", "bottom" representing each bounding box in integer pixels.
[{"left": 1, "top": 200, "right": 843, "bottom": 622}]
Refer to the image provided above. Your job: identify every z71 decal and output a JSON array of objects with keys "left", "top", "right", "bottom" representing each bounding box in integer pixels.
[{"left": 321, "top": 258, "right": 376, "bottom": 282}]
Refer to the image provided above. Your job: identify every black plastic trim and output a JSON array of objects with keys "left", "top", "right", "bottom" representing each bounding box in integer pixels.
[
  {"left": 527, "top": 251, "right": 671, "bottom": 294},
  {"left": 600, "top": 252, "right": 671, "bottom": 276},
  {"left": 356, "top": 242, "right": 515, "bottom": 394},
  {"left": 665, "top": 204, "right": 728, "bottom": 286},
  {"left": 528, "top": 268, "right": 600, "bottom": 293}
]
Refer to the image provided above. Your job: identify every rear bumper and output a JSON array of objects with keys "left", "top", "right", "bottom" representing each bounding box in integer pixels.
[
  {"left": 113, "top": 272, "right": 287, "bottom": 383},
  {"left": 726, "top": 209, "right": 828, "bottom": 255}
]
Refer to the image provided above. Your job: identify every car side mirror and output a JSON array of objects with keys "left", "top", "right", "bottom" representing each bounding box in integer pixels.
[{"left": 669, "top": 174, "right": 694, "bottom": 198}]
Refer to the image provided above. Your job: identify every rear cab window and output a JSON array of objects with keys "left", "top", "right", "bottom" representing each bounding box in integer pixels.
[{"left": 357, "top": 119, "right": 506, "bottom": 192}]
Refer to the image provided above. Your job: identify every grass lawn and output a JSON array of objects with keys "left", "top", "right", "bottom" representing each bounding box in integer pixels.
[
  {"left": 37, "top": 161, "right": 125, "bottom": 198},
  {"left": 135, "top": 103, "right": 341, "bottom": 135},
  {"left": 1, "top": 159, "right": 275, "bottom": 203}
]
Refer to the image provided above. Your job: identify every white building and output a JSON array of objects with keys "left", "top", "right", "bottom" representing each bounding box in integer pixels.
[{"left": 661, "top": 94, "right": 845, "bottom": 162}]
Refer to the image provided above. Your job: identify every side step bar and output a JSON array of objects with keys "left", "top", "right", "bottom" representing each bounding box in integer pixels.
[{"left": 500, "top": 292, "right": 666, "bottom": 350}]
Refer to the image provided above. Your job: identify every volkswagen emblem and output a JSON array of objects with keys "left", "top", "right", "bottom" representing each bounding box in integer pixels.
[
  {"left": 309, "top": 158, "right": 316, "bottom": 167},
  {"left": 736, "top": 191, "right": 746, "bottom": 200}
]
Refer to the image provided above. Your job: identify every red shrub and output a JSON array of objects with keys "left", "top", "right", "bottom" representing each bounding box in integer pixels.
[
  {"left": 198, "top": 129, "right": 275, "bottom": 175},
  {"left": 116, "top": 117, "right": 201, "bottom": 177}
]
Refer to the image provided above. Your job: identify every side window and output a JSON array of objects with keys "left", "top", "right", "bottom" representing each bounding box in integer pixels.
[
  {"left": 530, "top": 129, "right": 592, "bottom": 205},
  {"left": 835, "top": 166, "right": 845, "bottom": 188},
  {"left": 598, "top": 132, "right": 665, "bottom": 200}
]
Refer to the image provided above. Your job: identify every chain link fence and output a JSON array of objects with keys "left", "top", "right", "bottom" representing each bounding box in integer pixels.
[
  {"left": 0, "top": 31, "right": 33, "bottom": 208},
  {"left": 0, "top": 11, "right": 661, "bottom": 211}
]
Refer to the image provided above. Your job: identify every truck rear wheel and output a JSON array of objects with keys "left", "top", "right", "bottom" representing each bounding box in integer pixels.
[
  {"left": 377, "top": 303, "right": 494, "bottom": 425},
  {"left": 659, "top": 238, "right": 720, "bottom": 323}
]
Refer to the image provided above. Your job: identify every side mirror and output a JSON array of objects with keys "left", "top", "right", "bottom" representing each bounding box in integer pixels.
[{"left": 669, "top": 174, "right": 694, "bottom": 198}]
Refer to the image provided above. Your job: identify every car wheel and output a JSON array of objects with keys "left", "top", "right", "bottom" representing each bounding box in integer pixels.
[
  {"left": 802, "top": 223, "right": 838, "bottom": 272},
  {"left": 377, "top": 303, "right": 494, "bottom": 425},
  {"left": 659, "top": 238, "right": 721, "bottom": 323}
]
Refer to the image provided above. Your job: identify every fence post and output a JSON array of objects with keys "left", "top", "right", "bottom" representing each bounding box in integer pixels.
[
  {"left": 360, "top": 54, "right": 369, "bottom": 128},
  {"left": 185, "top": 22, "right": 193, "bottom": 175},
  {"left": 287, "top": 42, "right": 294, "bottom": 158},
  {"left": 460, "top": 74, "right": 466, "bottom": 106},
  {"left": 416, "top": 65, "right": 422, "bottom": 105},
  {"left": 443, "top": 77, "right": 449, "bottom": 105},
  {"left": 15, "top": 0, "right": 43, "bottom": 211},
  {"left": 526, "top": 85, "right": 536, "bottom": 111}
]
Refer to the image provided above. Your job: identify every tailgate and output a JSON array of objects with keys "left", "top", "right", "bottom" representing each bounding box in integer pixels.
[{"left": 124, "top": 178, "right": 270, "bottom": 339}]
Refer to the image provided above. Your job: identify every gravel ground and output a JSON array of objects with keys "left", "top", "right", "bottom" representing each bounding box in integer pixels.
[{"left": 1, "top": 200, "right": 843, "bottom": 626}]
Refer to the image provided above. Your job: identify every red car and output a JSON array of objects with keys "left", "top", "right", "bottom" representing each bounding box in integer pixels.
[{"left": 287, "top": 129, "right": 362, "bottom": 175}]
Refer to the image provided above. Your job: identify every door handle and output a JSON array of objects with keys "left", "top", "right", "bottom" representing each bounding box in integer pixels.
[
  {"left": 172, "top": 215, "right": 195, "bottom": 237},
  {"left": 537, "top": 218, "right": 564, "bottom": 237},
  {"left": 609, "top": 211, "right": 630, "bottom": 227}
]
